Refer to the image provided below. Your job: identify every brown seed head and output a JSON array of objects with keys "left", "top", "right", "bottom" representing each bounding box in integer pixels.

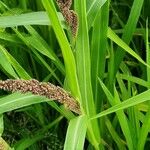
[
  {"left": 56, "top": 0, "right": 78, "bottom": 37},
  {"left": 0, "top": 79, "right": 80, "bottom": 114}
]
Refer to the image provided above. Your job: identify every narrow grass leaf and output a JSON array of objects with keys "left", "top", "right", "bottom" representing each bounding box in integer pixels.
[
  {"left": 0, "top": 92, "right": 50, "bottom": 114},
  {"left": 108, "top": 28, "right": 149, "bottom": 68},
  {"left": 74, "top": 0, "right": 102, "bottom": 148},
  {"left": 116, "top": 74, "right": 150, "bottom": 88},
  {"left": 24, "top": 26, "right": 55, "bottom": 60},
  {"left": 64, "top": 115, "right": 87, "bottom": 150},
  {"left": 113, "top": 0, "right": 144, "bottom": 75},
  {"left": 0, "top": 45, "right": 31, "bottom": 79},
  {"left": 91, "top": 88, "right": 150, "bottom": 119},
  {"left": 24, "top": 26, "right": 65, "bottom": 74},
  {"left": 0, "top": 32, "right": 22, "bottom": 44},
  {"left": 42, "top": 0, "right": 80, "bottom": 99},
  {"left": 0, "top": 11, "right": 50, "bottom": 27},
  {"left": 74, "top": 0, "right": 95, "bottom": 119},
  {"left": 15, "top": 135, "right": 44, "bottom": 150},
  {"left": 98, "top": 79, "right": 134, "bottom": 149},
  {"left": 137, "top": 110, "right": 150, "bottom": 150},
  {"left": 87, "top": 0, "right": 107, "bottom": 29},
  {"left": 105, "top": 117, "right": 126, "bottom": 150},
  {"left": 137, "top": 20, "right": 150, "bottom": 150},
  {"left": 116, "top": 74, "right": 129, "bottom": 99},
  {"left": 0, "top": 114, "right": 3, "bottom": 136},
  {"left": 91, "top": 1, "right": 109, "bottom": 111},
  {"left": 31, "top": 49, "right": 63, "bottom": 86},
  {"left": 0, "top": 45, "right": 18, "bottom": 78},
  {"left": 6, "top": 52, "right": 31, "bottom": 79},
  {"left": 47, "top": 101, "right": 75, "bottom": 120},
  {"left": 114, "top": 87, "right": 134, "bottom": 150},
  {"left": 14, "top": 29, "right": 63, "bottom": 83},
  {"left": 0, "top": 11, "right": 65, "bottom": 27},
  {"left": 146, "top": 20, "right": 150, "bottom": 83}
]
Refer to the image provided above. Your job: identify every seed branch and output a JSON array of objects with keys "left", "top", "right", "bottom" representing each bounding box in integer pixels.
[
  {"left": 0, "top": 79, "right": 81, "bottom": 114},
  {"left": 56, "top": 0, "right": 78, "bottom": 37}
]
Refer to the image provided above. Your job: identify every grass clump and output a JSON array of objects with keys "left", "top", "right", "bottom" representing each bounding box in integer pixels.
[{"left": 0, "top": 0, "right": 150, "bottom": 149}]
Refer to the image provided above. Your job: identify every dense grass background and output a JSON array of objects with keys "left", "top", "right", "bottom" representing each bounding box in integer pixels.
[{"left": 0, "top": 0, "right": 150, "bottom": 149}]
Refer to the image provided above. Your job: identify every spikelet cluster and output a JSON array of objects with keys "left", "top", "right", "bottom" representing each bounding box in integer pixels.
[
  {"left": 0, "top": 79, "right": 80, "bottom": 114},
  {"left": 56, "top": 0, "right": 78, "bottom": 37}
]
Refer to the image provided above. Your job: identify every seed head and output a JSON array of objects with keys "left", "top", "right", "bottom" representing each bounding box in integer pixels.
[
  {"left": 56, "top": 0, "right": 78, "bottom": 37},
  {"left": 0, "top": 79, "right": 80, "bottom": 114}
]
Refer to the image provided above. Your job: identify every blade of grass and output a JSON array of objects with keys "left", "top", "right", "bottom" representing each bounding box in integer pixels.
[
  {"left": 0, "top": 46, "right": 18, "bottom": 78},
  {"left": 116, "top": 64, "right": 140, "bottom": 149},
  {"left": 74, "top": 0, "right": 102, "bottom": 149},
  {"left": 105, "top": 116, "right": 126, "bottom": 150},
  {"left": 0, "top": 11, "right": 66, "bottom": 28},
  {"left": 42, "top": 0, "right": 80, "bottom": 99},
  {"left": 31, "top": 49, "right": 63, "bottom": 86},
  {"left": 146, "top": 20, "right": 150, "bottom": 85},
  {"left": 74, "top": 0, "right": 95, "bottom": 119},
  {"left": 0, "top": 11, "right": 50, "bottom": 27},
  {"left": 13, "top": 29, "right": 63, "bottom": 84},
  {"left": 64, "top": 115, "right": 87, "bottom": 150},
  {"left": 116, "top": 74, "right": 150, "bottom": 88},
  {"left": 91, "top": 0, "right": 109, "bottom": 111},
  {"left": 114, "top": 87, "right": 134, "bottom": 150},
  {"left": 0, "top": 114, "right": 3, "bottom": 136},
  {"left": 25, "top": 25, "right": 65, "bottom": 74},
  {"left": 47, "top": 101, "right": 75, "bottom": 120},
  {"left": 0, "top": 45, "right": 31, "bottom": 79},
  {"left": 116, "top": 73, "right": 129, "bottom": 100},
  {"left": 0, "top": 32, "right": 22, "bottom": 44},
  {"left": 107, "top": 28, "right": 149, "bottom": 68},
  {"left": 98, "top": 79, "right": 134, "bottom": 149},
  {"left": 113, "top": 0, "right": 144, "bottom": 76},
  {"left": 0, "top": 92, "right": 50, "bottom": 114},
  {"left": 107, "top": 40, "right": 115, "bottom": 92},
  {"left": 91, "top": 88, "right": 150, "bottom": 120},
  {"left": 25, "top": 26, "right": 65, "bottom": 74},
  {"left": 87, "top": 0, "right": 107, "bottom": 29},
  {"left": 137, "top": 20, "right": 150, "bottom": 150}
]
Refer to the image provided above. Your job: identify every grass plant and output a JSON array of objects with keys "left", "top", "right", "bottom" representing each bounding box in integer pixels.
[{"left": 0, "top": 0, "right": 150, "bottom": 149}]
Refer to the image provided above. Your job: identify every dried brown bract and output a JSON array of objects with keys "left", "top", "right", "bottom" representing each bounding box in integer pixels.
[
  {"left": 56, "top": 0, "right": 78, "bottom": 37},
  {"left": 0, "top": 79, "right": 80, "bottom": 114}
]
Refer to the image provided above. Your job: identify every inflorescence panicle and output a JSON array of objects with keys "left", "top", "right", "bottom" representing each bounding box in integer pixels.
[
  {"left": 0, "top": 79, "right": 80, "bottom": 114},
  {"left": 56, "top": 0, "right": 78, "bottom": 37}
]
